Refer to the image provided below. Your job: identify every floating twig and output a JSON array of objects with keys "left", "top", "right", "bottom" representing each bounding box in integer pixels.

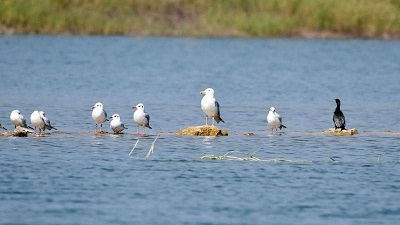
[
  {"left": 129, "top": 139, "right": 140, "bottom": 156},
  {"left": 145, "top": 133, "right": 160, "bottom": 160},
  {"left": 328, "top": 150, "right": 336, "bottom": 161}
]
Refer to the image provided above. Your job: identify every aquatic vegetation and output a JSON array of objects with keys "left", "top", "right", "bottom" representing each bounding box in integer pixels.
[
  {"left": 1, "top": 0, "right": 399, "bottom": 38},
  {"left": 200, "top": 150, "right": 312, "bottom": 162}
]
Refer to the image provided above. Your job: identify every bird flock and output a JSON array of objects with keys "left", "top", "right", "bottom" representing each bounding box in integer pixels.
[
  {"left": 91, "top": 102, "right": 151, "bottom": 134},
  {"left": 1, "top": 88, "right": 346, "bottom": 135}
]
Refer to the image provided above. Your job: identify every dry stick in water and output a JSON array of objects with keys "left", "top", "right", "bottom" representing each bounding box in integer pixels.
[
  {"left": 145, "top": 134, "right": 160, "bottom": 160},
  {"left": 328, "top": 150, "right": 336, "bottom": 162},
  {"left": 129, "top": 139, "right": 140, "bottom": 156}
]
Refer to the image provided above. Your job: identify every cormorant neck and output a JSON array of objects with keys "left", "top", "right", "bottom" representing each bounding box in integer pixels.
[{"left": 335, "top": 104, "right": 341, "bottom": 112}]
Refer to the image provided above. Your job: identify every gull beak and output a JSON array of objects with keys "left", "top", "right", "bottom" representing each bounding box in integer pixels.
[
  {"left": 132, "top": 106, "right": 136, "bottom": 109},
  {"left": 92, "top": 106, "right": 95, "bottom": 109},
  {"left": 200, "top": 91, "right": 205, "bottom": 95}
]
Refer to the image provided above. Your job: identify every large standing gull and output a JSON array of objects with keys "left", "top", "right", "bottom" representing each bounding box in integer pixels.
[
  {"left": 200, "top": 88, "right": 224, "bottom": 126},
  {"left": 10, "top": 110, "right": 33, "bottom": 129},
  {"left": 110, "top": 114, "right": 127, "bottom": 134},
  {"left": 333, "top": 98, "right": 346, "bottom": 131},
  {"left": 133, "top": 103, "right": 152, "bottom": 135},
  {"left": 91, "top": 102, "right": 108, "bottom": 133},
  {"left": 267, "top": 107, "right": 287, "bottom": 133}
]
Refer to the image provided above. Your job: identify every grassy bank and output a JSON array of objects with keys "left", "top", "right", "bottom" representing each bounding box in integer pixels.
[{"left": 1, "top": 0, "right": 400, "bottom": 38}]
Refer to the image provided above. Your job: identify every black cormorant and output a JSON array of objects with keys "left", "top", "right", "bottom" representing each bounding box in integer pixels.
[{"left": 333, "top": 98, "right": 346, "bottom": 130}]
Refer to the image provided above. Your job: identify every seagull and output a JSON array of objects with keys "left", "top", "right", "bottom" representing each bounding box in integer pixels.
[
  {"left": 133, "top": 103, "right": 152, "bottom": 135},
  {"left": 91, "top": 102, "right": 108, "bottom": 133},
  {"left": 267, "top": 107, "right": 287, "bottom": 133},
  {"left": 39, "top": 111, "right": 57, "bottom": 131},
  {"left": 10, "top": 110, "right": 33, "bottom": 129},
  {"left": 200, "top": 88, "right": 224, "bottom": 126},
  {"left": 30, "top": 110, "right": 45, "bottom": 134},
  {"left": 0, "top": 123, "right": 6, "bottom": 130},
  {"left": 333, "top": 98, "right": 346, "bottom": 131},
  {"left": 110, "top": 114, "right": 127, "bottom": 134}
]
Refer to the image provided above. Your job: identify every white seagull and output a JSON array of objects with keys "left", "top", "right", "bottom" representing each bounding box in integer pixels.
[
  {"left": 10, "top": 110, "right": 33, "bottom": 129},
  {"left": 110, "top": 114, "right": 127, "bottom": 134},
  {"left": 133, "top": 103, "right": 152, "bottom": 135},
  {"left": 39, "top": 111, "right": 57, "bottom": 131},
  {"left": 91, "top": 102, "right": 108, "bottom": 133},
  {"left": 267, "top": 107, "right": 287, "bottom": 133},
  {"left": 30, "top": 110, "right": 45, "bottom": 134},
  {"left": 200, "top": 88, "right": 224, "bottom": 126}
]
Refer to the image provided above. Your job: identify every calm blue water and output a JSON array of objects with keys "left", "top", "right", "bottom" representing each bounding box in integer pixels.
[{"left": 0, "top": 36, "right": 399, "bottom": 225}]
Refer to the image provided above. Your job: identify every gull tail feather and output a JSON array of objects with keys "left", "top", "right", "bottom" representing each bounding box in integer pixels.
[
  {"left": 214, "top": 115, "right": 225, "bottom": 123},
  {"left": 45, "top": 125, "right": 57, "bottom": 130}
]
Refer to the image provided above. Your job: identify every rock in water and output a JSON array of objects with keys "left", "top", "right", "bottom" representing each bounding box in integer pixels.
[
  {"left": 0, "top": 127, "right": 34, "bottom": 137},
  {"left": 177, "top": 125, "right": 228, "bottom": 136},
  {"left": 323, "top": 128, "right": 358, "bottom": 136}
]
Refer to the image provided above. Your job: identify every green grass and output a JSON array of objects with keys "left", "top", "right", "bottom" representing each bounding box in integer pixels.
[{"left": 1, "top": 0, "right": 400, "bottom": 38}]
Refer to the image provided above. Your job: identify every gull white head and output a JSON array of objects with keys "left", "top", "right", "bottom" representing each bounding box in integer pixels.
[
  {"left": 110, "top": 114, "right": 120, "bottom": 120},
  {"left": 133, "top": 103, "right": 145, "bottom": 111},
  {"left": 269, "top": 107, "right": 276, "bottom": 113},
  {"left": 10, "top": 109, "right": 23, "bottom": 120},
  {"left": 200, "top": 88, "right": 215, "bottom": 96},
  {"left": 92, "top": 102, "right": 103, "bottom": 110},
  {"left": 12, "top": 109, "right": 20, "bottom": 114},
  {"left": 31, "top": 110, "right": 40, "bottom": 117},
  {"left": 39, "top": 111, "right": 46, "bottom": 117}
]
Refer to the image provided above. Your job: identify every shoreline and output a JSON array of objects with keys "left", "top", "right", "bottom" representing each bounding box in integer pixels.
[
  {"left": 1, "top": 1, "right": 399, "bottom": 40},
  {"left": 0, "top": 30, "right": 398, "bottom": 40}
]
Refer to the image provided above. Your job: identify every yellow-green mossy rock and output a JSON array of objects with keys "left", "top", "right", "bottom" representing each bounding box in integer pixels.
[
  {"left": 177, "top": 125, "right": 228, "bottom": 136},
  {"left": 0, "top": 127, "right": 34, "bottom": 137},
  {"left": 323, "top": 128, "right": 358, "bottom": 136}
]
